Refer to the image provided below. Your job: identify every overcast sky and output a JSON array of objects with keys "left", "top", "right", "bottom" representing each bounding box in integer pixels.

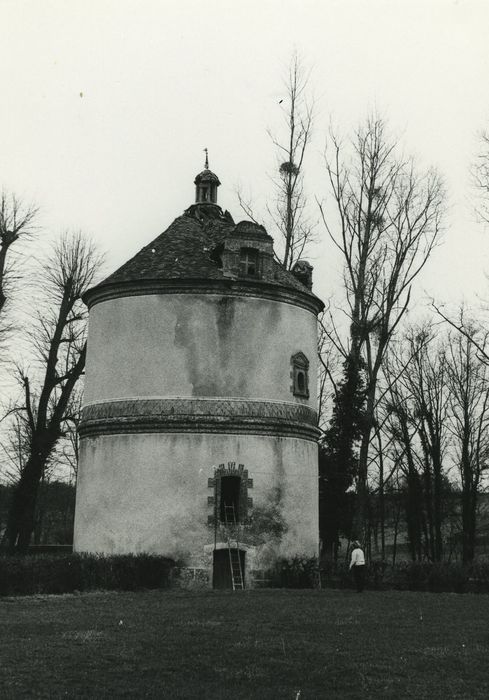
[{"left": 1, "top": 0, "right": 488, "bottom": 312}]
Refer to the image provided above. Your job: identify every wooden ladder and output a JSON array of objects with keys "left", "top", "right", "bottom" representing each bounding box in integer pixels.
[{"left": 224, "top": 503, "right": 244, "bottom": 591}]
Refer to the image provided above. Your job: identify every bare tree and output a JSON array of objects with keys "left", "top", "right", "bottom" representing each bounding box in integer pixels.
[
  {"left": 320, "top": 116, "right": 445, "bottom": 538},
  {"left": 0, "top": 190, "right": 38, "bottom": 318},
  {"left": 445, "top": 316, "right": 489, "bottom": 562},
  {"left": 49, "top": 387, "right": 82, "bottom": 484},
  {"left": 317, "top": 307, "right": 343, "bottom": 435},
  {"left": 472, "top": 130, "right": 489, "bottom": 225},
  {"left": 4, "top": 232, "right": 103, "bottom": 552},
  {"left": 383, "top": 327, "right": 450, "bottom": 561},
  {"left": 239, "top": 52, "right": 315, "bottom": 269},
  {"left": 384, "top": 382, "right": 425, "bottom": 561},
  {"left": 0, "top": 412, "right": 31, "bottom": 485},
  {"left": 433, "top": 301, "right": 489, "bottom": 366}
]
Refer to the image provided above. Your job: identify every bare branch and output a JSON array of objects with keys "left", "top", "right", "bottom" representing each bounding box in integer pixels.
[{"left": 4, "top": 230, "right": 104, "bottom": 551}]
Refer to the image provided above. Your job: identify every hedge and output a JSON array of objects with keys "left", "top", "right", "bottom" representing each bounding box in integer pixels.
[
  {"left": 2, "top": 552, "right": 489, "bottom": 595},
  {"left": 266, "top": 556, "right": 489, "bottom": 593},
  {"left": 319, "top": 560, "right": 489, "bottom": 593},
  {"left": 0, "top": 553, "right": 176, "bottom": 596}
]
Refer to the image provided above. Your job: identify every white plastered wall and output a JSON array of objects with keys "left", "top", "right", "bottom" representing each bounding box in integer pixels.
[
  {"left": 75, "top": 290, "right": 320, "bottom": 572},
  {"left": 73, "top": 431, "right": 318, "bottom": 567},
  {"left": 83, "top": 293, "right": 317, "bottom": 406}
]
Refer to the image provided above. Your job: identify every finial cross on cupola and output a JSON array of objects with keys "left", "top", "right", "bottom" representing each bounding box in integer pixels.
[{"left": 194, "top": 148, "right": 221, "bottom": 204}]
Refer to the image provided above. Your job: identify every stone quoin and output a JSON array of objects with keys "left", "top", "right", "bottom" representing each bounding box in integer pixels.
[{"left": 73, "top": 157, "right": 324, "bottom": 588}]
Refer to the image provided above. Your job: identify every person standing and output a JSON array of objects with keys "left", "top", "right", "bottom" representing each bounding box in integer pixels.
[{"left": 349, "top": 540, "right": 366, "bottom": 592}]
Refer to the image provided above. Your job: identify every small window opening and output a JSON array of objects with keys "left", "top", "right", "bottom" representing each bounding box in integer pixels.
[
  {"left": 291, "top": 352, "right": 310, "bottom": 399},
  {"left": 220, "top": 475, "right": 241, "bottom": 523},
  {"left": 297, "top": 371, "right": 305, "bottom": 392},
  {"left": 239, "top": 248, "right": 259, "bottom": 277}
]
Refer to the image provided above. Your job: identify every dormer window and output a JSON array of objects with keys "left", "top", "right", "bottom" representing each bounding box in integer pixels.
[
  {"left": 221, "top": 222, "right": 274, "bottom": 281},
  {"left": 239, "top": 248, "right": 259, "bottom": 277},
  {"left": 291, "top": 352, "right": 310, "bottom": 399}
]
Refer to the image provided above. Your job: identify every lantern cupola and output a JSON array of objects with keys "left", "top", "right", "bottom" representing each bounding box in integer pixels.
[{"left": 194, "top": 148, "right": 221, "bottom": 204}]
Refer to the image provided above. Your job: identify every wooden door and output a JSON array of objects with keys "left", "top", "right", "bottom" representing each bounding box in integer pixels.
[{"left": 212, "top": 549, "right": 245, "bottom": 589}]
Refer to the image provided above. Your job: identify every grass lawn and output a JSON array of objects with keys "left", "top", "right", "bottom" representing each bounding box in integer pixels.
[{"left": 0, "top": 588, "right": 488, "bottom": 699}]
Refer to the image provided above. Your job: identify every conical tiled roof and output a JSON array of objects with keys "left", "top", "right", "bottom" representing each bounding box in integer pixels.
[
  {"left": 84, "top": 205, "right": 323, "bottom": 313},
  {"left": 99, "top": 211, "right": 232, "bottom": 285}
]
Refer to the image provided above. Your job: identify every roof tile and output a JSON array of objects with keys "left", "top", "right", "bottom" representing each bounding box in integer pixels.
[{"left": 92, "top": 207, "right": 321, "bottom": 302}]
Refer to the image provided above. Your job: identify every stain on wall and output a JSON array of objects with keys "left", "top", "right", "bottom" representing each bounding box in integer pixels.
[
  {"left": 74, "top": 432, "right": 318, "bottom": 566},
  {"left": 77, "top": 289, "right": 320, "bottom": 578},
  {"left": 84, "top": 294, "right": 317, "bottom": 404}
]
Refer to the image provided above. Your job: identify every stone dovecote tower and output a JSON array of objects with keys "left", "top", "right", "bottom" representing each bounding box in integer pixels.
[{"left": 73, "top": 159, "right": 324, "bottom": 588}]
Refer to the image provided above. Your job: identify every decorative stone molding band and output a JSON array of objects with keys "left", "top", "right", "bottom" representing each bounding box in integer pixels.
[
  {"left": 79, "top": 398, "right": 320, "bottom": 442},
  {"left": 83, "top": 278, "right": 324, "bottom": 316}
]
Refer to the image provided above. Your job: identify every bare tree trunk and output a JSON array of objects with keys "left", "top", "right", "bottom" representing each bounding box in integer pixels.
[
  {"left": 461, "top": 490, "right": 477, "bottom": 563},
  {"left": 392, "top": 484, "right": 402, "bottom": 566},
  {"left": 442, "top": 320, "right": 489, "bottom": 563},
  {"left": 321, "top": 116, "right": 444, "bottom": 542},
  {"left": 4, "top": 232, "right": 102, "bottom": 553},
  {"left": 377, "top": 431, "right": 386, "bottom": 561},
  {"left": 8, "top": 458, "right": 45, "bottom": 552}
]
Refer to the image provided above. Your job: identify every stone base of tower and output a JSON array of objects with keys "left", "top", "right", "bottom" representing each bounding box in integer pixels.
[{"left": 73, "top": 431, "right": 318, "bottom": 586}]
